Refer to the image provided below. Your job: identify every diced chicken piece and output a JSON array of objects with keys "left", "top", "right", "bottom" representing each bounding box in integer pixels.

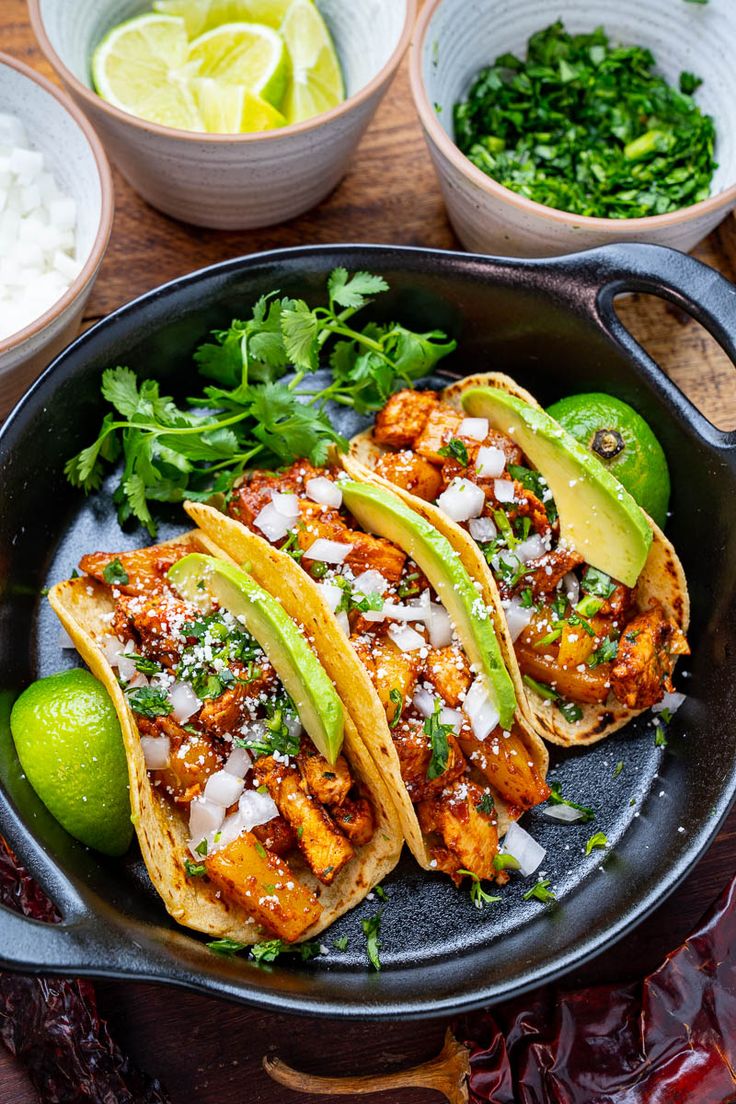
[
  {"left": 414, "top": 406, "right": 464, "bottom": 464},
  {"left": 417, "top": 779, "right": 498, "bottom": 881},
  {"left": 254, "top": 757, "right": 354, "bottom": 885},
  {"left": 79, "top": 542, "right": 201, "bottom": 597},
  {"left": 511, "top": 484, "right": 555, "bottom": 539},
  {"left": 138, "top": 715, "right": 224, "bottom": 804},
  {"left": 296, "top": 502, "right": 407, "bottom": 584},
  {"left": 391, "top": 719, "right": 466, "bottom": 803},
  {"left": 252, "top": 816, "right": 296, "bottom": 857},
  {"left": 330, "top": 795, "right": 376, "bottom": 847},
  {"left": 112, "top": 592, "right": 192, "bottom": 669},
  {"left": 352, "top": 638, "right": 421, "bottom": 726},
  {"left": 611, "top": 603, "right": 689, "bottom": 711},
  {"left": 197, "top": 663, "right": 279, "bottom": 738},
  {"left": 204, "top": 831, "right": 322, "bottom": 943},
  {"left": 422, "top": 646, "right": 472, "bottom": 708},
  {"left": 374, "top": 450, "right": 443, "bottom": 502},
  {"left": 598, "top": 583, "right": 635, "bottom": 621},
  {"left": 515, "top": 641, "right": 610, "bottom": 704},
  {"left": 457, "top": 727, "right": 550, "bottom": 811},
  {"left": 298, "top": 747, "right": 352, "bottom": 807},
  {"left": 522, "top": 547, "right": 585, "bottom": 599},
  {"left": 374, "top": 389, "right": 439, "bottom": 449},
  {"left": 228, "top": 463, "right": 325, "bottom": 527}
]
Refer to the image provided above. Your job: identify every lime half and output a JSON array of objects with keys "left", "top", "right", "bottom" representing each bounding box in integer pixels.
[
  {"left": 546, "top": 392, "right": 671, "bottom": 528},
  {"left": 10, "top": 669, "right": 133, "bottom": 856},
  {"left": 280, "top": 0, "right": 344, "bottom": 124},
  {"left": 187, "top": 22, "right": 288, "bottom": 106}
]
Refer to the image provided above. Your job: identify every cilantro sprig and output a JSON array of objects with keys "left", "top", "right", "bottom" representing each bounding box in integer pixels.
[{"left": 65, "top": 270, "right": 455, "bottom": 535}]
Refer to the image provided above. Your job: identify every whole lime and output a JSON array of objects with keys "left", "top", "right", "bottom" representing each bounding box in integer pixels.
[
  {"left": 546, "top": 392, "right": 670, "bottom": 529},
  {"left": 10, "top": 669, "right": 133, "bottom": 856}
]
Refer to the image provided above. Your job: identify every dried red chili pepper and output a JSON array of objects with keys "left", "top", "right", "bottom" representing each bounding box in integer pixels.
[
  {"left": 458, "top": 875, "right": 736, "bottom": 1104},
  {"left": 0, "top": 836, "right": 170, "bottom": 1104}
]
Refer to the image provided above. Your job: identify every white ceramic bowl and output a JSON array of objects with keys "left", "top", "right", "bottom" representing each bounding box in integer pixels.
[
  {"left": 411, "top": 0, "right": 736, "bottom": 257},
  {"left": 0, "top": 52, "right": 113, "bottom": 417},
  {"left": 30, "top": 0, "right": 415, "bottom": 230}
]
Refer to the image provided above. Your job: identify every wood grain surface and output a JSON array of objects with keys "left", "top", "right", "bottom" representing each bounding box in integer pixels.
[{"left": 3, "top": 3, "right": 736, "bottom": 1102}]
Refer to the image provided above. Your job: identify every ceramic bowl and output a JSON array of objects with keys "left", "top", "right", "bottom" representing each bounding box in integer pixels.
[
  {"left": 0, "top": 53, "right": 113, "bottom": 417},
  {"left": 410, "top": 0, "right": 736, "bottom": 257},
  {"left": 30, "top": 0, "right": 415, "bottom": 230}
]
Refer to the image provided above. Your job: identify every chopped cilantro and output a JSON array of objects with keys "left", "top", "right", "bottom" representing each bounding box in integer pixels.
[
  {"left": 519, "top": 587, "right": 534, "bottom": 609},
  {"left": 185, "top": 859, "right": 206, "bottom": 877},
  {"left": 250, "top": 939, "right": 322, "bottom": 964},
  {"left": 659, "top": 707, "right": 673, "bottom": 726},
  {"left": 655, "top": 727, "right": 668, "bottom": 748},
  {"left": 476, "top": 792, "right": 495, "bottom": 815},
  {"left": 102, "top": 558, "right": 130, "bottom": 586},
  {"left": 575, "top": 594, "right": 604, "bottom": 619},
  {"left": 388, "top": 688, "right": 403, "bottom": 729},
  {"left": 238, "top": 697, "right": 302, "bottom": 758},
  {"left": 613, "top": 761, "right": 624, "bottom": 778},
  {"left": 350, "top": 591, "right": 384, "bottom": 614},
  {"left": 280, "top": 528, "right": 305, "bottom": 562},
  {"left": 375, "top": 885, "right": 389, "bottom": 901},
  {"left": 207, "top": 938, "right": 247, "bottom": 957},
  {"left": 397, "top": 572, "right": 421, "bottom": 599},
  {"left": 586, "top": 831, "right": 608, "bottom": 855},
  {"left": 559, "top": 700, "right": 584, "bottom": 724},
  {"left": 457, "top": 869, "right": 502, "bottom": 909},
  {"left": 548, "top": 782, "right": 595, "bottom": 822},
  {"left": 493, "top": 853, "right": 521, "bottom": 872},
  {"left": 581, "top": 566, "right": 616, "bottom": 600},
  {"left": 424, "top": 699, "right": 454, "bottom": 779},
  {"left": 521, "top": 675, "right": 581, "bottom": 724},
  {"left": 507, "top": 464, "right": 558, "bottom": 523},
  {"left": 126, "top": 685, "right": 172, "bottom": 719},
  {"left": 522, "top": 879, "right": 556, "bottom": 903},
  {"left": 333, "top": 936, "right": 349, "bottom": 951},
  {"left": 361, "top": 911, "right": 383, "bottom": 972},
  {"left": 194, "top": 838, "right": 208, "bottom": 857},
  {"left": 296, "top": 826, "right": 304, "bottom": 841},
  {"left": 121, "top": 652, "right": 163, "bottom": 677},
  {"left": 625, "top": 629, "right": 641, "bottom": 643},
  {"left": 438, "top": 437, "right": 469, "bottom": 466},
  {"left": 254, "top": 841, "right": 267, "bottom": 859},
  {"left": 587, "top": 635, "right": 619, "bottom": 668}
]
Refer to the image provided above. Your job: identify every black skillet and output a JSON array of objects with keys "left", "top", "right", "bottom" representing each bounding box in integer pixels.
[{"left": 1, "top": 242, "right": 735, "bottom": 1019}]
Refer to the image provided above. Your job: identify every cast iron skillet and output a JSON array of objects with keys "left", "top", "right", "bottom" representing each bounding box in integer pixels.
[{"left": 1, "top": 242, "right": 735, "bottom": 1019}]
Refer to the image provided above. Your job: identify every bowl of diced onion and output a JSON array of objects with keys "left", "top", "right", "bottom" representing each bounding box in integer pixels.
[{"left": 0, "top": 53, "right": 114, "bottom": 416}]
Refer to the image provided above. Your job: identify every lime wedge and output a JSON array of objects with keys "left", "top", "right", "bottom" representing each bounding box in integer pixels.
[
  {"left": 187, "top": 22, "right": 288, "bottom": 107},
  {"left": 92, "top": 13, "right": 205, "bottom": 130},
  {"left": 193, "top": 78, "right": 286, "bottom": 131},
  {"left": 280, "top": 0, "right": 344, "bottom": 124},
  {"left": 154, "top": 0, "right": 293, "bottom": 37}
]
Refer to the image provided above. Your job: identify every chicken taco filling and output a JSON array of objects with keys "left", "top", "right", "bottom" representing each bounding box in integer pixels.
[
  {"left": 366, "top": 390, "right": 689, "bottom": 724},
  {"left": 79, "top": 542, "right": 376, "bottom": 943},
  {"left": 226, "top": 461, "right": 550, "bottom": 883}
]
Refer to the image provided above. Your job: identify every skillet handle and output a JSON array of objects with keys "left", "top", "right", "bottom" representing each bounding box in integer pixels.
[
  {"left": 0, "top": 903, "right": 102, "bottom": 974},
  {"left": 558, "top": 242, "right": 736, "bottom": 449}
]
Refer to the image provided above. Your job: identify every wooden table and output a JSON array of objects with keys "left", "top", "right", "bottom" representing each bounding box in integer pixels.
[{"left": 4, "top": 3, "right": 736, "bottom": 1101}]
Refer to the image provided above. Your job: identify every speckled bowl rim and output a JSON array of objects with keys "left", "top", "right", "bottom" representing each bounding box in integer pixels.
[
  {"left": 0, "top": 52, "right": 114, "bottom": 360},
  {"left": 409, "top": 0, "right": 736, "bottom": 231},
  {"left": 29, "top": 0, "right": 417, "bottom": 144}
]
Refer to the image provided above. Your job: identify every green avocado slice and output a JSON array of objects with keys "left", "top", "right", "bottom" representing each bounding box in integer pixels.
[
  {"left": 460, "top": 386, "right": 653, "bottom": 588},
  {"left": 168, "top": 554, "right": 344, "bottom": 763},
  {"left": 339, "top": 480, "right": 517, "bottom": 730}
]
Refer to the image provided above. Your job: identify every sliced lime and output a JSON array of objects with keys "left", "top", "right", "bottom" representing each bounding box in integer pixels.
[
  {"left": 187, "top": 21, "right": 288, "bottom": 106},
  {"left": 279, "top": 0, "right": 344, "bottom": 124}
]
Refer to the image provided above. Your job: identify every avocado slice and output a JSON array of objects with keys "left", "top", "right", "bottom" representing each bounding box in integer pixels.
[
  {"left": 460, "top": 387, "right": 652, "bottom": 588},
  {"left": 168, "top": 554, "right": 344, "bottom": 763},
  {"left": 339, "top": 480, "right": 517, "bottom": 730}
]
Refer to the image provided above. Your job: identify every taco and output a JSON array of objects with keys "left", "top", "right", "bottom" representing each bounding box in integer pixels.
[
  {"left": 347, "top": 373, "right": 690, "bottom": 747},
  {"left": 186, "top": 464, "right": 550, "bottom": 887},
  {"left": 49, "top": 530, "right": 402, "bottom": 945}
]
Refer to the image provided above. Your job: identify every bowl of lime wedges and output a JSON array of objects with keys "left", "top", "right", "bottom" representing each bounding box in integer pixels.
[{"left": 29, "top": 0, "right": 415, "bottom": 228}]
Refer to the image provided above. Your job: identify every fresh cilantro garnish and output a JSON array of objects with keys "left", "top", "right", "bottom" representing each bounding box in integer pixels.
[
  {"left": 548, "top": 782, "right": 595, "bottom": 822},
  {"left": 121, "top": 654, "right": 161, "bottom": 678},
  {"left": 237, "top": 697, "right": 302, "bottom": 759},
  {"left": 475, "top": 792, "right": 495, "bottom": 815},
  {"left": 350, "top": 591, "right": 384, "bottom": 614},
  {"left": 361, "top": 911, "right": 383, "bottom": 972},
  {"left": 565, "top": 611, "right": 596, "bottom": 637},
  {"left": 659, "top": 707, "right": 673, "bottom": 726},
  {"left": 65, "top": 271, "right": 456, "bottom": 535},
  {"left": 519, "top": 587, "right": 534, "bottom": 609},
  {"left": 333, "top": 936, "right": 349, "bottom": 951},
  {"left": 424, "top": 699, "right": 454, "bottom": 779},
  {"left": 102, "top": 558, "right": 129, "bottom": 586},
  {"left": 522, "top": 676, "right": 582, "bottom": 724},
  {"left": 280, "top": 528, "right": 304, "bottom": 562},
  {"left": 185, "top": 859, "right": 206, "bottom": 877},
  {"left": 581, "top": 566, "right": 616, "bottom": 600},
  {"left": 558, "top": 700, "right": 584, "bottom": 724},
  {"left": 388, "top": 688, "right": 403, "bottom": 729},
  {"left": 194, "top": 838, "right": 208, "bottom": 857},
  {"left": 522, "top": 878, "right": 556, "bottom": 903},
  {"left": 507, "top": 464, "right": 558, "bottom": 523},
  {"left": 587, "top": 635, "right": 619, "bottom": 668},
  {"left": 397, "top": 572, "right": 421, "bottom": 599},
  {"left": 438, "top": 438, "right": 469, "bottom": 466},
  {"left": 375, "top": 885, "right": 389, "bottom": 902},
  {"left": 586, "top": 831, "right": 608, "bottom": 855},
  {"left": 457, "top": 869, "right": 502, "bottom": 909},
  {"left": 454, "top": 22, "right": 715, "bottom": 220},
  {"left": 655, "top": 727, "right": 668, "bottom": 748},
  {"left": 613, "top": 761, "right": 624, "bottom": 778},
  {"left": 250, "top": 939, "right": 322, "bottom": 964},
  {"left": 207, "top": 938, "right": 247, "bottom": 957},
  {"left": 126, "top": 685, "right": 172, "bottom": 719},
  {"left": 575, "top": 594, "right": 604, "bottom": 619},
  {"left": 493, "top": 853, "right": 521, "bottom": 872},
  {"left": 492, "top": 508, "right": 517, "bottom": 549}
]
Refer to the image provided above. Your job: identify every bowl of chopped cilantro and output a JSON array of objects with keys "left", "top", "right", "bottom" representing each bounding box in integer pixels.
[{"left": 410, "top": 0, "right": 736, "bottom": 256}]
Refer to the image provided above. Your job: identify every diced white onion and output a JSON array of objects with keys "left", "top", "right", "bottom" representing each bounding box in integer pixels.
[
  {"left": 141, "top": 735, "right": 170, "bottom": 770},
  {"left": 189, "top": 797, "right": 225, "bottom": 845},
  {"left": 459, "top": 417, "right": 488, "bottom": 440},
  {"left": 239, "top": 788, "right": 280, "bottom": 830},
  {"left": 225, "top": 747, "right": 252, "bottom": 777},
  {"left": 240, "top": 718, "right": 268, "bottom": 743},
  {"left": 516, "top": 534, "right": 546, "bottom": 564},
  {"left": 543, "top": 804, "right": 586, "bottom": 823},
  {"left": 563, "top": 572, "right": 580, "bottom": 606},
  {"left": 503, "top": 821, "right": 546, "bottom": 876},
  {"left": 427, "top": 602, "right": 453, "bottom": 648},
  {"left": 476, "top": 446, "right": 506, "bottom": 479},
  {"left": 494, "top": 479, "right": 516, "bottom": 503},
  {"left": 652, "top": 692, "right": 687, "bottom": 715},
  {"left": 469, "top": 516, "right": 497, "bottom": 543},
  {"left": 364, "top": 601, "right": 428, "bottom": 623},
  {"left": 464, "top": 676, "right": 500, "bottom": 741},
  {"left": 437, "top": 478, "right": 485, "bottom": 522},
  {"left": 412, "top": 686, "right": 436, "bottom": 717},
  {"left": 504, "top": 597, "right": 535, "bottom": 643},
  {"left": 316, "top": 581, "right": 343, "bottom": 613},
  {"left": 304, "top": 538, "right": 353, "bottom": 564},
  {"left": 204, "top": 770, "right": 245, "bottom": 807},
  {"left": 100, "top": 636, "right": 139, "bottom": 682},
  {"left": 270, "top": 490, "right": 300, "bottom": 519},
  {"left": 285, "top": 712, "right": 303, "bottom": 743},
  {"left": 212, "top": 810, "right": 246, "bottom": 851},
  {"left": 336, "top": 610, "right": 351, "bottom": 636},
  {"left": 169, "top": 681, "right": 201, "bottom": 724},
  {"left": 439, "top": 706, "right": 463, "bottom": 731},
  {"left": 254, "top": 502, "right": 291, "bottom": 543},
  {"left": 352, "top": 570, "right": 387, "bottom": 595},
  {"left": 305, "top": 476, "right": 343, "bottom": 508},
  {"left": 388, "top": 623, "right": 427, "bottom": 652}
]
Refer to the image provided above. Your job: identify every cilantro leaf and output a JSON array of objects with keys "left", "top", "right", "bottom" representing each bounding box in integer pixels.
[
  {"left": 250, "top": 939, "right": 322, "bottom": 964},
  {"left": 207, "top": 938, "right": 247, "bottom": 957},
  {"left": 522, "top": 878, "right": 556, "bottom": 903},
  {"left": 548, "top": 781, "right": 595, "bottom": 822},
  {"left": 280, "top": 301, "right": 320, "bottom": 372},
  {"left": 457, "top": 869, "right": 502, "bottom": 909},
  {"left": 328, "top": 268, "right": 389, "bottom": 309},
  {"left": 424, "top": 699, "right": 454, "bottom": 779},
  {"left": 100, "top": 366, "right": 141, "bottom": 417},
  {"left": 388, "top": 688, "right": 403, "bottom": 728},
  {"left": 361, "top": 911, "right": 383, "bottom": 972},
  {"left": 586, "top": 831, "right": 608, "bottom": 855},
  {"left": 438, "top": 438, "right": 469, "bottom": 466},
  {"left": 126, "top": 685, "right": 172, "bottom": 719},
  {"left": 102, "top": 558, "right": 129, "bottom": 586}
]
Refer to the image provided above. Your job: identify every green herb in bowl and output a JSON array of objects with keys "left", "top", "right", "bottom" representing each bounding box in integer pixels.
[{"left": 453, "top": 21, "right": 716, "bottom": 219}]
